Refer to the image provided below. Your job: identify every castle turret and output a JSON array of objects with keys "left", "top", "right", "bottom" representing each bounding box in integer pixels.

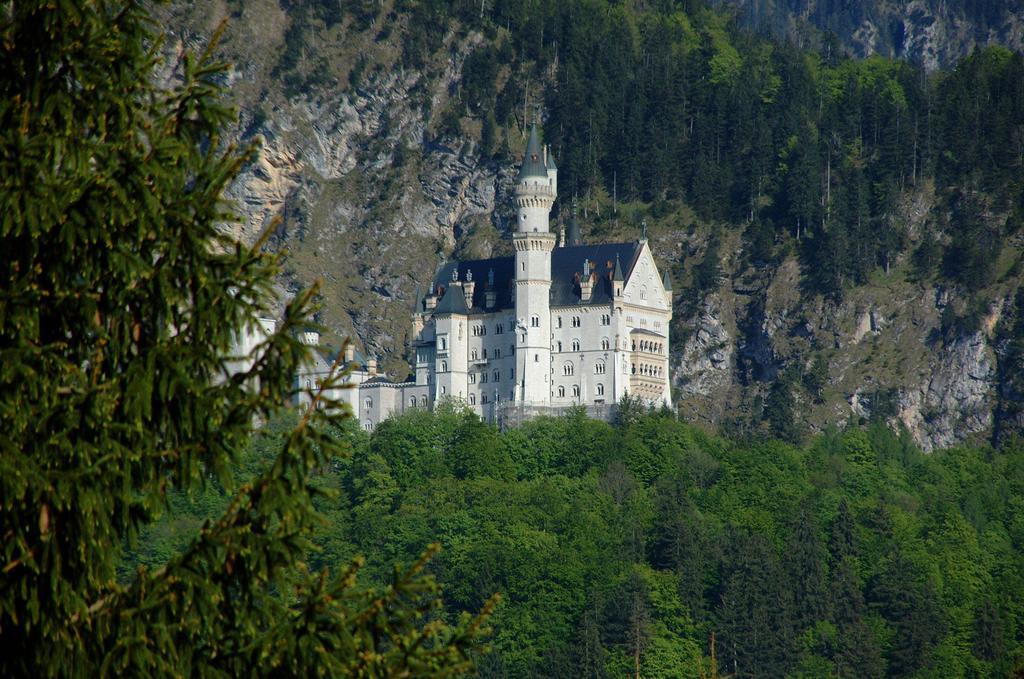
[{"left": 514, "top": 122, "right": 556, "bottom": 405}]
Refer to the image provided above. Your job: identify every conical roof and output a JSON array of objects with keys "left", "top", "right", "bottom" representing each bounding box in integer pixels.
[
  {"left": 517, "top": 123, "right": 547, "bottom": 180},
  {"left": 546, "top": 146, "right": 557, "bottom": 171},
  {"left": 662, "top": 270, "right": 673, "bottom": 291},
  {"left": 565, "top": 214, "right": 582, "bottom": 247},
  {"left": 612, "top": 254, "right": 625, "bottom": 282}
]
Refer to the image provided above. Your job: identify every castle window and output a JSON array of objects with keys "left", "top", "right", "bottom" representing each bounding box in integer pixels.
[
  {"left": 420, "top": 396, "right": 427, "bottom": 407},
  {"left": 481, "top": 372, "right": 488, "bottom": 383},
  {"left": 596, "top": 383, "right": 605, "bottom": 396},
  {"left": 534, "top": 354, "right": 539, "bottom": 362},
  {"left": 571, "top": 316, "right": 581, "bottom": 328},
  {"left": 641, "top": 287, "right": 647, "bottom": 300},
  {"left": 556, "top": 341, "right": 562, "bottom": 352},
  {"left": 471, "top": 349, "right": 478, "bottom": 360},
  {"left": 364, "top": 422, "right": 372, "bottom": 431},
  {"left": 364, "top": 397, "right": 373, "bottom": 410},
  {"left": 410, "top": 397, "right": 416, "bottom": 407},
  {"left": 601, "top": 314, "right": 610, "bottom": 326},
  {"left": 441, "top": 360, "right": 447, "bottom": 372},
  {"left": 530, "top": 315, "right": 539, "bottom": 327},
  {"left": 482, "top": 348, "right": 487, "bottom": 359},
  {"left": 305, "top": 379, "right": 311, "bottom": 389},
  {"left": 496, "top": 323, "right": 503, "bottom": 334},
  {"left": 572, "top": 385, "right": 580, "bottom": 398},
  {"left": 481, "top": 394, "right": 489, "bottom": 404},
  {"left": 441, "top": 386, "right": 446, "bottom": 395},
  {"left": 571, "top": 339, "right": 580, "bottom": 352},
  {"left": 557, "top": 316, "right": 563, "bottom": 328},
  {"left": 469, "top": 394, "right": 476, "bottom": 405},
  {"left": 563, "top": 362, "right": 574, "bottom": 376},
  {"left": 595, "top": 361, "right": 606, "bottom": 375},
  {"left": 493, "top": 369, "right": 500, "bottom": 382},
  {"left": 439, "top": 337, "right": 447, "bottom": 350},
  {"left": 601, "top": 337, "right": 610, "bottom": 350},
  {"left": 495, "top": 348, "right": 501, "bottom": 358},
  {"left": 470, "top": 373, "right": 476, "bottom": 384},
  {"left": 558, "top": 386, "right": 565, "bottom": 397}
]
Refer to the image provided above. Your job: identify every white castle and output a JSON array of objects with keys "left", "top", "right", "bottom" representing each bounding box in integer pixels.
[{"left": 290, "top": 125, "right": 673, "bottom": 430}]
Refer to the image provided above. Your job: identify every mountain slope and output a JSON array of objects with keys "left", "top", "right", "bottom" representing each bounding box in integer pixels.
[{"left": 162, "top": 0, "right": 1024, "bottom": 450}]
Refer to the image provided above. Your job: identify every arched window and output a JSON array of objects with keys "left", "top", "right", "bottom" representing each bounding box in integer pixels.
[
  {"left": 563, "top": 362, "right": 574, "bottom": 376},
  {"left": 469, "top": 373, "right": 476, "bottom": 384},
  {"left": 495, "top": 348, "right": 501, "bottom": 358},
  {"left": 364, "top": 422, "right": 372, "bottom": 431},
  {"left": 595, "top": 361, "right": 606, "bottom": 375},
  {"left": 440, "top": 386, "right": 446, "bottom": 395},
  {"left": 601, "top": 314, "right": 610, "bottom": 326},
  {"left": 556, "top": 316, "right": 563, "bottom": 328},
  {"left": 632, "top": 340, "right": 636, "bottom": 351},
  {"left": 420, "top": 396, "right": 427, "bottom": 407},
  {"left": 530, "top": 315, "right": 540, "bottom": 327},
  {"left": 601, "top": 337, "right": 610, "bottom": 350},
  {"left": 440, "top": 337, "right": 447, "bottom": 350},
  {"left": 471, "top": 349, "right": 478, "bottom": 360},
  {"left": 496, "top": 323, "right": 503, "bottom": 334},
  {"left": 441, "top": 360, "right": 447, "bottom": 372},
  {"left": 305, "top": 379, "right": 311, "bottom": 389},
  {"left": 481, "top": 394, "right": 489, "bottom": 404},
  {"left": 571, "top": 339, "right": 580, "bottom": 352},
  {"left": 558, "top": 386, "right": 565, "bottom": 397},
  {"left": 410, "top": 396, "right": 416, "bottom": 407},
  {"left": 534, "top": 354, "right": 539, "bottom": 362},
  {"left": 556, "top": 341, "right": 562, "bottom": 352},
  {"left": 481, "top": 372, "right": 488, "bottom": 383},
  {"left": 571, "top": 316, "right": 581, "bottom": 328},
  {"left": 640, "top": 286, "right": 647, "bottom": 300},
  {"left": 493, "top": 369, "right": 500, "bottom": 382},
  {"left": 572, "top": 385, "right": 580, "bottom": 398},
  {"left": 596, "top": 383, "right": 605, "bottom": 396},
  {"left": 469, "top": 394, "right": 476, "bottom": 405},
  {"left": 364, "top": 397, "right": 373, "bottom": 410}
]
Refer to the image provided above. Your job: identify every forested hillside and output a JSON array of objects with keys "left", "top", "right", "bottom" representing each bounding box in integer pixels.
[
  {"left": 125, "top": 406, "right": 1024, "bottom": 677},
  {"left": 160, "top": 0, "right": 1024, "bottom": 448}
]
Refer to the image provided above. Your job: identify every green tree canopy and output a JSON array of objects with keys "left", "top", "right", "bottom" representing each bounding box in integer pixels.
[{"left": 0, "top": 1, "right": 490, "bottom": 675}]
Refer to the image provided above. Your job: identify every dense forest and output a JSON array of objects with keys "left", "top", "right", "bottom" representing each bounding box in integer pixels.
[
  {"left": 124, "top": 404, "right": 1024, "bottom": 677},
  {"left": 408, "top": 0, "right": 1024, "bottom": 300}
]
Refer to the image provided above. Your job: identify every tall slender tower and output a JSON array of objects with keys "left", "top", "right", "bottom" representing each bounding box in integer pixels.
[{"left": 513, "top": 123, "right": 556, "bottom": 405}]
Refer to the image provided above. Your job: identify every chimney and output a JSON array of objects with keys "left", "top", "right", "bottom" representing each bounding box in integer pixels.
[
  {"left": 580, "top": 259, "right": 593, "bottom": 302},
  {"left": 345, "top": 343, "right": 355, "bottom": 363},
  {"left": 463, "top": 269, "right": 475, "bottom": 308},
  {"left": 367, "top": 356, "right": 378, "bottom": 375},
  {"left": 425, "top": 289, "right": 438, "bottom": 311}
]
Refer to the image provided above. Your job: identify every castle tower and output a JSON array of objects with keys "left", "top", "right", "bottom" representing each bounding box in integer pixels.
[{"left": 514, "top": 123, "right": 556, "bottom": 405}]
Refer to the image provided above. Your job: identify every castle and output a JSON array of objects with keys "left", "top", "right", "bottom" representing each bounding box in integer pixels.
[{"left": 294, "top": 125, "right": 674, "bottom": 430}]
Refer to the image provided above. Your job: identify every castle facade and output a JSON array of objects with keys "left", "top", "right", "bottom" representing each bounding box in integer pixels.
[{"left": 296, "top": 125, "right": 673, "bottom": 430}]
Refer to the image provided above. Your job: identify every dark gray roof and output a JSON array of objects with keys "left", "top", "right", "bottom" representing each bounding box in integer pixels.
[
  {"left": 630, "top": 328, "right": 666, "bottom": 337},
  {"left": 432, "top": 283, "right": 470, "bottom": 314},
  {"left": 546, "top": 147, "right": 557, "bottom": 171},
  {"left": 662, "top": 269, "right": 673, "bottom": 291},
  {"left": 518, "top": 124, "right": 547, "bottom": 180},
  {"left": 430, "top": 242, "right": 641, "bottom": 311},
  {"left": 565, "top": 215, "right": 582, "bottom": 247},
  {"left": 612, "top": 253, "right": 625, "bottom": 282}
]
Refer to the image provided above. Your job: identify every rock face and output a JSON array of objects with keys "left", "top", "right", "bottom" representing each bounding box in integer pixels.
[
  {"left": 899, "top": 332, "right": 995, "bottom": 450},
  {"left": 717, "top": 0, "right": 1024, "bottom": 71},
  {"left": 159, "top": 1, "right": 1022, "bottom": 450}
]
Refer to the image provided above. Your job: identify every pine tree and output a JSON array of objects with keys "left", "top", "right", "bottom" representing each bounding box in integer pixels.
[{"left": 0, "top": 2, "right": 492, "bottom": 675}]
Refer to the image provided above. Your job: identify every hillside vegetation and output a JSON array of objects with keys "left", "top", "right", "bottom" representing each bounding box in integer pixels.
[
  {"left": 162, "top": 0, "right": 1024, "bottom": 447},
  {"left": 125, "top": 405, "right": 1024, "bottom": 677}
]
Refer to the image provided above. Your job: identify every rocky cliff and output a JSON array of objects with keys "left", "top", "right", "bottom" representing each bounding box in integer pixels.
[{"left": 162, "top": 0, "right": 1022, "bottom": 450}]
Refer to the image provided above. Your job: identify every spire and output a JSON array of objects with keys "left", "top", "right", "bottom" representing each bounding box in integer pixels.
[
  {"left": 662, "top": 269, "right": 673, "bottom": 291},
  {"left": 517, "top": 122, "right": 547, "bottom": 180},
  {"left": 546, "top": 145, "right": 557, "bottom": 171},
  {"left": 612, "top": 253, "right": 624, "bottom": 282}
]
